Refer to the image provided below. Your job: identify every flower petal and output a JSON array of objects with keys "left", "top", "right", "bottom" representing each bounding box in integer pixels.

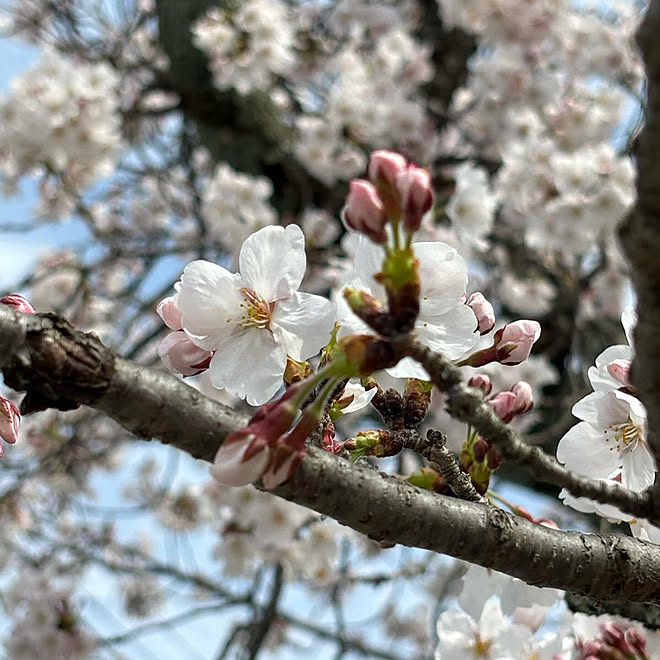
[
  {"left": 239, "top": 225, "right": 306, "bottom": 301},
  {"left": 556, "top": 422, "right": 621, "bottom": 478},
  {"left": 209, "top": 329, "right": 288, "bottom": 405},
  {"left": 416, "top": 242, "right": 468, "bottom": 317},
  {"left": 177, "top": 260, "right": 243, "bottom": 348},
  {"left": 211, "top": 437, "right": 270, "bottom": 486},
  {"left": 272, "top": 292, "right": 335, "bottom": 360},
  {"left": 415, "top": 304, "right": 480, "bottom": 360}
]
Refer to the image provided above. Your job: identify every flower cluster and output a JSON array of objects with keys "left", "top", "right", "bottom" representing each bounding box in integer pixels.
[
  {"left": 0, "top": 48, "right": 122, "bottom": 206},
  {"left": 200, "top": 162, "right": 278, "bottom": 247},
  {"left": 192, "top": 0, "right": 295, "bottom": 95}
]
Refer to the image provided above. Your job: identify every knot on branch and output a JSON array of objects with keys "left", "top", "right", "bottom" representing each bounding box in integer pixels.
[{"left": 3, "top": 313, "right": 115, "bottom": 414}]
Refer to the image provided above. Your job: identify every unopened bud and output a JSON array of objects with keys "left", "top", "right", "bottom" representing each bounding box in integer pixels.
[
  {"left": 396, "top": 166, "right": 433, "bottom": 232},
  {"left": 368, "top": 150, "right": 408, "bottom": 188},
  {"left": 466, "top": 292, "right": 495, "bottom": 334},
  {"left": 1, "top": 293, "right": 35, "bottom": 314},
  {"left": 0, "top": 397, "right": 20, "bottom": 452},
  {"left": 342, "top": 179, "right": 387, "bottom": 243},
  {"left": 468, "top": 373, "right": 492, "bottom": 395},
  {"left": 511, "top": 381, "right": 534, "bottom": 415},
  {"left": 488, "top": 391, "right": 518, "bottom": 423},
  {"left": 494, "top": 320, "right": 541, "bottom": 365},
  {"left": 473, "top": 437, "right": 489, "bottom": 463}
]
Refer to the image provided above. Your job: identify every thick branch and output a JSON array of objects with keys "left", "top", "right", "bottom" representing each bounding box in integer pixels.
[
  {"left": 3, "top": 306, "right": 660, "bottom": 603},
  {"left": 619, "top": 1, "right": 660, "bottom": 510}
]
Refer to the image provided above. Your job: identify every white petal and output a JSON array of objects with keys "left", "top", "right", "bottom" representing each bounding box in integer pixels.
[
  {"left": 209, "top": 330, "right": 287, "bottom": 405},
  {"left": 415, "top": 304, "right": 480, "bottom": 360},
  {"left": 272, "top": 292, "right": 335, "bottom": 360},
  {"left": 340, "top": 381, "right": 377, "bottom": 413},
  {"left": 352, "top": 236, "right": 387, "bottom": 297},
  {"left": 622, "top": 443, "right": 655, "bottom": 492},
  {"left": 239, "top": 225, "right": 306, "bottom": 301},
  {"left": 479, "top": 597, "right": 507, "bottom": 639},
  {"left": 387, "top": 356, "right": 430, "bottom": 380},
  {"left": 621, "top": 305, "right": 637, "bottom": 348},
  {"left": 572, "top": 391, "right": 625, "bottom": 427},
  {"left": 415, "top": 242, "right": 468, "bottom": 317},
  {"left": 556, "top": 422, "right": 621, "bottom": 478},
  {"left": 177, "top": 261, "right": 243, "bottom": 347}
]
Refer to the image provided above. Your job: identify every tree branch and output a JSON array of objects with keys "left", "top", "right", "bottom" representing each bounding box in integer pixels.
[{"left": 3, "top": 305, "right": 660, "bottom": 603}]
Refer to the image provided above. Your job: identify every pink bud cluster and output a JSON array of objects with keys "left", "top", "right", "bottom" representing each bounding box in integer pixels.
[
  {"left": 156, "top": 296, "right": 213, "bottom": 377},
  {"left": 342, "top": 150, "right": 433, "bottom": 243},
  {"left": 578, "top": 622, "right": 648, "bottom": 660},
  {"left": 212, "top": 382, "right": 318, "bottom": 489}
]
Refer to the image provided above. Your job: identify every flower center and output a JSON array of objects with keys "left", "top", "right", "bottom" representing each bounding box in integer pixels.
[
  {"left": 473, "top": 634, "right": 492, "bottom": 658},
  {"left": 238, "top": 288, "right": 272, "bottom": 329},
  {"left": 605, "top": 419, "right": 644, "bottom": 454}
]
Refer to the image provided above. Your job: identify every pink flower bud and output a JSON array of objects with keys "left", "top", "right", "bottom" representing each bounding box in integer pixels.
[
  {"left": 466, "top": 292, "right": 495, "bottom": 334},
  {"left": 468, "top": 373, "right": 492, "bottom": 395},
  {"left": 395, "top": 166, "right": 433, "bottom": 232},
  {"left": 511, "top": 381, "right": 534, "bottom": 415},
  {"left": 368, "top": 150, "right": 408, "bottom": 188},
  {"left": 156, "top": 296, "right": 183, "bottom": 330},
  {"left": 607, "top": 359, "right": 632, "bottom": 388},
  {"left": 494, "top": 320, "right": 541, "bottom": 365},
  {"left": 488, "top": 391, "right": 518, "bottom": 423},
  {"left": 0, "top": 397, "right": 20, "bottom": 452},
  {"left": 342, "top": 179, "right": 387, "bottom": 242},
  {"left": 211, "top": 433, "right": 271, "bottom": 486},
  {"left": 1, "top": 293, "right": 35, "bottom": 314},
  {"left": 157, "top": 331, "right": 213, "bottom": 376}
]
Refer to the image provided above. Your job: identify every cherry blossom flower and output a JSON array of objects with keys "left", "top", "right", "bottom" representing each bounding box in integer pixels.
[
  {"left": 435, "top": 597, "right": 531, "bottom": 660},
  {"left": 558, "top": 390, "right": 652, "bottom": 492},
  {"left": 175, "top": 225, "right": 335, "bottom": 405},
  {"left": 337, "top": 235, "right": 479, "bottom": 380}
]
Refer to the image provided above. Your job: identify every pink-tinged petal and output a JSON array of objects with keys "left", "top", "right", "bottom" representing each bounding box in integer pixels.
[
  {"left": 157, "top": 331, "right": 212, "bottom": 376},
  {"left": 0, "top": 397, "right": 20, "bottom": 445},
  {"left": 415, "top": 242, "right": 468, "bottom": 317},
  {"left": 211, "top": 437, "right": 270, "bottom": 486},
  {"left": 209, "top": 330, "right": 287, "bottom": 405},
  {"left": 177, "top": 261, "right": 243, "bottom": 345},
  {"left": 272, "top": 292, "right": 335, "bottom": 360},
  {"left": 239, "top": 225, "right": 306, "bottom": 301},
  {"left": 556, "top": 422, "right": 621, "bottom": 478},
  {"left": 156, "top": 296, "right": 182, "bottom": 330},
  {"left": 494, "top": 321, "right": 541, "bottom": 364}
]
